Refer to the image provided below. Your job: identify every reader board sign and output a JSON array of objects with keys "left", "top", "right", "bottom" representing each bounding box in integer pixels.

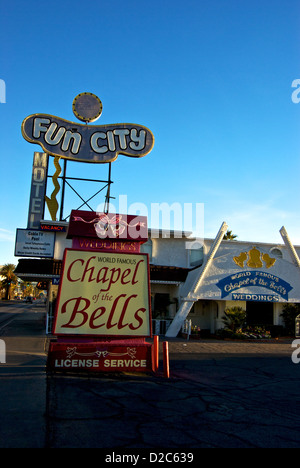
[
  {"left": 52, "top": 249, "right": 151, "bottom": 337},
  {"left": 47, "top": 341, "right": 153, "bottom": 373},
  {"left": 15, "top": 229, "right": 55, "bottom": 258}
]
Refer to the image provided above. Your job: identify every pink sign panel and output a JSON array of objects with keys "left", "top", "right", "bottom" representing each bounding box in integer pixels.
[{"left": 67, "top": 210, "right": 148, "bottom": 242}]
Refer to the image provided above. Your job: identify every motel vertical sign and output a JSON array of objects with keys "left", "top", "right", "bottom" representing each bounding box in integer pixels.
[{"left": 27, "top": 152, "right": 48, "bottom": 229}]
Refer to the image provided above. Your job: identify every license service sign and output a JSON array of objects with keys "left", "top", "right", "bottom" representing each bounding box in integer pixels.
[
  {"left": 52, "top": 249, "right": 151, "bottom": 337},
  {"left": 47, "top": 341, "right": 153, "bottom": 373}
]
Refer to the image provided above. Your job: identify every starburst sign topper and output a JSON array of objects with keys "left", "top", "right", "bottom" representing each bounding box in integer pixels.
[{"left": 21, "top": 93, "right": 155, "bottom": 163}]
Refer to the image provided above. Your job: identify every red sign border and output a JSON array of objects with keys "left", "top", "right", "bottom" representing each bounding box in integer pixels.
[
  {"left": 52, "top": 248, "right": 152, "bottom": 339},
  {"left": 46, "top": 341, "right": 154, "bottom": 373}
]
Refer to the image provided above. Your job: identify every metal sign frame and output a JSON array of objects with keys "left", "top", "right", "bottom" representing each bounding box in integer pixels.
[{"left": 44, "top": 157, "right": 114, "bottom": 222}]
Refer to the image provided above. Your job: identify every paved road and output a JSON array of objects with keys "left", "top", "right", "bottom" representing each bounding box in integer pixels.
[
  {"left": 0, "top": 301, "right": 47, "bottom": 448},
  {"left": 0, "top": 302, "right": 300, "bottom": 450}
]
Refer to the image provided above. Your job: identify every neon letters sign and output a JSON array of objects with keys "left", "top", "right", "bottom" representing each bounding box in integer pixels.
[{"left": 21, "top": 114, "right": 154, "bottom": 163}]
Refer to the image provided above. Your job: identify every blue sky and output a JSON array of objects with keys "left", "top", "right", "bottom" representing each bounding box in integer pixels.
[{"left": 0, "top": 0, "right": 299, "bottom": 265}]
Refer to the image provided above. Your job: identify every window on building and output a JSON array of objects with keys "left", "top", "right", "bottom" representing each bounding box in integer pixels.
[
  {"left": 188, "top": 242, "right": 204, "bottom": 267},
  {"left": 270, "top": 248, "right": 283, "bottom": 259}
]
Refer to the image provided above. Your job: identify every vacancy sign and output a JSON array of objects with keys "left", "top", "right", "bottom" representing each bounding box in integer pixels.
[{"left": 53, "top": 249, "right": 151, "bottom": 337}]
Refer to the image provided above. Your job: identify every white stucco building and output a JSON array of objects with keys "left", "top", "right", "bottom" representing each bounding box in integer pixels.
[
  {"left": 15, "top": 218, "right": 300, "bottom": 337},
  {"left": 145, "top": 223, "right": 300, "bottom": 337}
]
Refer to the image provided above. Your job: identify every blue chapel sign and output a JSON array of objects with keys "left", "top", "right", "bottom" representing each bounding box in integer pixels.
[{"left": 216, "top": 271, "right": 293, "bottom": 301}]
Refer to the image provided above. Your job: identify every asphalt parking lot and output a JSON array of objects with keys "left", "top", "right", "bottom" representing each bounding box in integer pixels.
[
  {"left": 45, "top": 338, "right": 300, "bottom": 449},
  {"left": 1, "top": 305, "right": 300, "bottom": 449}
]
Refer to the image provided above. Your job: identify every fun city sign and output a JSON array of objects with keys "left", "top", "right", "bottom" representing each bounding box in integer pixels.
[
  {"left": 21, "top": 92, "right": 155, "bottom": 163},
  {"left": 21, "top": 93, "right": 157, "bottom": 374}
]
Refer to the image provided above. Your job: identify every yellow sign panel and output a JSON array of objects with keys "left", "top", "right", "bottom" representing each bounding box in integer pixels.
[{"left": 53, "top": 249, "right": 151, "bottom": 337}]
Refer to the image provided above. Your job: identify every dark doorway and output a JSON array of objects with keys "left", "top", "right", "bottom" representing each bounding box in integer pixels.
[
  {"left": 153, "top": 293, "right": 171, "bottom": 318},
  {"left": 246, "top": 301, "right": 274, "bottom": 326}
]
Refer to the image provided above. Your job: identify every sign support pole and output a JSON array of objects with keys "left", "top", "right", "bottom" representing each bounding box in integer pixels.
[
  {"left": 163, "top": 341, "right": 170, "bottom": 378},
  {"left": 59, "top": 159, "right": 67, "bottom": 221}
]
